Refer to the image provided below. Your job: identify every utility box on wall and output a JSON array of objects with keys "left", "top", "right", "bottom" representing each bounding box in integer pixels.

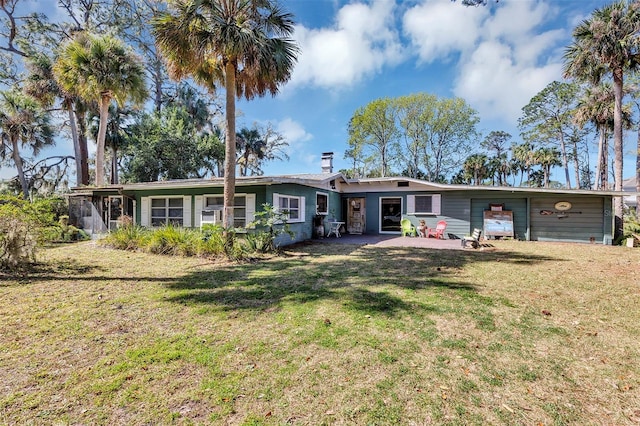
[{"left": 201, "top": 209, "right": 222, "bottom": 228}]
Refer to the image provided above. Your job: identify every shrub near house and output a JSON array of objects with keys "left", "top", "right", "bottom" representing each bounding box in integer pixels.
[{"left": 0, "top": 196, "right": 87, "bottom": 270}]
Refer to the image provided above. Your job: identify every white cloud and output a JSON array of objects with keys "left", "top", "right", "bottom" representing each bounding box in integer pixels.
[
  {"left": 404, "top": 0, "right": 567, "bottom": 126},
  {"left": 277, "top": 117, "right": 313, "bottom": 146},
  {"left": 484, "top": 0, "right": 552, "bottom": 41},
  {"left": 289, "top": 0, "right": 404, "bottom": 89},
  {"left": 402, "top": 0, "right": 488, "bottom": 63},
  {"left": 454, "top": 41, "right": 562, "bottom": 123}
]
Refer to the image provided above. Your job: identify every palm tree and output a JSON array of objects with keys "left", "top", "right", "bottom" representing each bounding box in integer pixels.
[
  {"left": 236, "top": 125, "right": 289, "bottom": 176},
  {"left": 572, "top": 82, "right": 635, "bottom": 189},
  {"left": 53, "top": 32, "right": 147, "bottom": 187},
  {"left": 462, "top": 153, "right": 489, "bottom": 185},
  {"left": 0, "top": 89, "right": 54, "bottom": 198},
  {"left": 574, "top": 83, "right": 613, "bottom": 189},
  {"left": 564, "top": 0, "right": 640, "bottom": 239},
  {"left": 236, "top": 127, "right": 264, "bottom": 177},
  {"left": 535, "top": 147, "right": 561, "bottom": 188},
  {"left": 89, "top": 104, "right": 134, "bottom": 184},
  {"left": 25, "top": 53, "right": 91, "bottom": 186},
  {"left": 511, "top": 142, "right": 536, "bottom": 186},
  {"left": 153, "top": 0, "right": 299, "bottom": 235},
  {"left": 482, "top": 131, "right": 511, "bottom": 185}
]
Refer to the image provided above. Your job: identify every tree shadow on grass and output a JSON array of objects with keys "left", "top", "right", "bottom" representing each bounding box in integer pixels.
[
  {"left": 0, "top": 258, "right": 107, "bottom": 286},
  {"left": 163, "top": 244, "right": 561, "bottom": 317}
]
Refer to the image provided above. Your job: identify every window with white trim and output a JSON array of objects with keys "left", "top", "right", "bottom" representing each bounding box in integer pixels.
[
  {"left": 151, "top": 197, "right": 183, "bottom": 226},
  {"left": 205, "top": 195, "right": 247, "bottom": 228},
  {"left": 407, "top": 194, "right": 441, "bottom": 215},
  {"left": 273, "top": 193, "right": 305, "bottom": 223},
  {"left": 316, "top": 192, "right": 328, "bottom": 215}
]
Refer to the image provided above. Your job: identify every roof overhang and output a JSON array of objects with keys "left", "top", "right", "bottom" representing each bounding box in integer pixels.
[
  {"left": 341, "top": 176, "right": 636, "bottom": 197},
  {"left": 69, "top": 173, "right": 349, "bottom": 193}
]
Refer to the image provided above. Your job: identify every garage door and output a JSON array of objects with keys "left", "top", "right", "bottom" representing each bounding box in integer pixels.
[{"left": 530, "top": 197, "right": 604, "bottom": 243}]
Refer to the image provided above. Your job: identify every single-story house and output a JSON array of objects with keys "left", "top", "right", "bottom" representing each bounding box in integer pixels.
[
  {"left": 68, "top": 155, "right": 636, "bottom": 246},
  {"left": 69, "top": 173, "right": 344, "bottom": 246}
]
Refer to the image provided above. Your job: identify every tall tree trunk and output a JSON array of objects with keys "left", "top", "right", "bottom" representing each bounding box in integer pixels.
[
  {"left": 558, "top": 127, "right": 571, "bottom": 188},
  {"left": 111, "top": 146, "right": 119, "bottom": 184},
  {"left": 153, "top": 59, "right": 163, "bottom": 113},
  {"left": 518, "top": 168, "right": 523, "bottom": 186},
  {"left": 411, "top": 142, "right": 420, "bottom": 179},
  {"left": 602, "top": 134, "right": 609, "bottom": 190},
  {"left": 76, "top": 106, "right": 90, "bottom": 185},
  {"left": 223, "top": 60, "right": 237, "bottom": 242},
  {"left": 594, "top": 127, "right": 604, "bottom": 189},
  {"left": 11, "top": 137, "right": 28, "bottom": 199},
  {"left": 242, "top": 150, "right": 250, "bottom": 177},
  {"left": 67, "top": 106, "right": 83, "bottom": 186},
  {"left": 543, "top": 166, "right": 550, "bottom": 188},
  {"left": 612, "top": 69, "right": 624, "bottom": 241},
  {"left": 95, "top": 94, "right": 111, "bottom": 187},
  {"left": 572, "top": 141, "right": 580, "bottom": 189}
]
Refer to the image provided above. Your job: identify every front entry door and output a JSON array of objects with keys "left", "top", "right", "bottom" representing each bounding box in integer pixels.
[
  {"left": 380, "top": 197, "right": 402, "bottom": 233},
  {"left": 347, "top": 198, "right": 365, "bottom": 234},
  {"left": 107, "top": 195, "right": 135, "bottom": 230},
  {"left": 108, "top": 196, "right": 123, "bottom": 230}
]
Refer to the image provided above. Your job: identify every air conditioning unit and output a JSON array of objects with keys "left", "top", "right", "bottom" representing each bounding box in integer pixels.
[{"left": 201, "top": 209, "right": 222, "bottom": 228}]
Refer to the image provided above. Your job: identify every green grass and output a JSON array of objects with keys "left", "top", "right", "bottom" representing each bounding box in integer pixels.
[{"left": 1, "top": 240, "right": 639, "bottom": 425}]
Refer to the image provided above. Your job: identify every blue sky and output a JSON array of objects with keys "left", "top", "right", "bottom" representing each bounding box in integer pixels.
[
  {"left": 3, "top": 0, "right": 633, "bottom": 183},
  {"left": 247, "top": 0, "right": 618, "bottom": 177}
]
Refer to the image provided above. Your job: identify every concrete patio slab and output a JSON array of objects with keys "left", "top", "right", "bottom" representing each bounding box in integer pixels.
[{"left": 314, "top": 234, "right": 466, "bottom": 250}]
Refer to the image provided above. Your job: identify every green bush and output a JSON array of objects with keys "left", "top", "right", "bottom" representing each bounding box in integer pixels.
[
  {"left": 31, "top": 197, "right": 68, "bottom": 226},
  {"left": 145, "top": 225, "right": 198, "bottom": 256},
  {"left": 0, "top": 196, "right": 88, "bottom": 247},
  {"left": 242, "top": 231, "right": 275, "bottom": 253},
  {"left": 246, "top": 203, "right": 295, "bottom": 253},
  {"left": 100, "top": 211, "right": 292, "bottom": 260},
  {"left": 624, "top": 211, "right": 640, "bottom": 233},
  {"left": 0, "top": 199, "right": 39, "bottom": 270},
  {"left": 53, "top": 216, "right": 90, "bottom": 242},
  {"left": 101, "top": 223, "right": 150, "bottom": 251},
  {"left": 198, "top": 224, "right": 227, "bottom": 256},
  {"left": 623, "top": 211, "right": 640, "bottom": 246}
]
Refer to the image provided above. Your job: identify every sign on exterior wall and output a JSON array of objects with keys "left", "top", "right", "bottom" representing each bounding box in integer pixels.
[{"left": 483, "top": 210, "right": 514, "bottom": 238}]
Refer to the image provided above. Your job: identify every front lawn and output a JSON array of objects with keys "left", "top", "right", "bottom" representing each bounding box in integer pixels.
[{"left": 1, "top": 241, "right": 638, "bottom": 425}]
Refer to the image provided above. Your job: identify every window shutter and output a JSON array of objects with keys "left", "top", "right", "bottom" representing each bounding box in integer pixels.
[
  {"left": 245, "top": 194, "right": 256, "bottom": 227},
  {"left": 300, "top": 196, "right": 306, "bottom": 222},
  {"left": 140, "top": 197, "right": 150, "bottom": 227},
  {"left": 433, "top": 194, "right": 442, "bottom": 215},
  {"left": 194, "top": 195, "right": 203, "bottom": 228},
  {"left": 183, "top": 196, "right": 192, "bottom": 227},
  {"left": 272, "top": 193, "right": 280, "bottom": 211},
  {"left": 407, "top": 195, "right": 415, "bottom": 214}
]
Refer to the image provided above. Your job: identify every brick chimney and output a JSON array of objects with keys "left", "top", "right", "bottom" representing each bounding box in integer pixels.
[{"left": 321, "top": 152, "right": 334, "bottom": 173}]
